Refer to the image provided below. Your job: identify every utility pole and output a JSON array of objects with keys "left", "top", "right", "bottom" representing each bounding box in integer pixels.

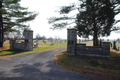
[{"left": 0, "top": 0, "right": 3, "bottom": 47}]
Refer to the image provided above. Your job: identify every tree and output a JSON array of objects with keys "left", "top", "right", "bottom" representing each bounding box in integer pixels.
[
  {"left": 0, "top": 0, "right": 3, "bottom": 47},
  {"left": 36, "top": 33, "right": 41, "bottom": 40},
  {"left": 76, "top": 0, "right": 116, "bottom": 46},
  {"left": 0, "top": 0, "right": 38, "bottom": 47},
  {"left": 48, "top": 0, "right": 120, "bottom": 46}
]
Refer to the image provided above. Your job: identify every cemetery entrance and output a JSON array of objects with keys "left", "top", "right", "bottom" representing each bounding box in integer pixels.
[{"left": 67, "top": 29, "right": 110, "bottom": 58}]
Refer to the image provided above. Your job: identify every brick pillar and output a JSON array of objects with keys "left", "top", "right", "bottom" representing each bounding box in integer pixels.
[
  {"left": 102, "top": 42, "right": 110, "bottom": 58},
  {"left": 67, "top": 29, "right": 77, "bottom": 55}
]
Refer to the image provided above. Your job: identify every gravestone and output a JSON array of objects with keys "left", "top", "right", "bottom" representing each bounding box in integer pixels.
[
  {"left": 111, "top": 42, "right": 112, "bottom": 48},
  {"left": 51, "top": 43, "right": 54, "bottom": 46},
  {"left": 113, "top": 41, "right": 117, "bottom": 50},
  {"left": 34, "top": 39, "right": 39, "bottom": 48},
  {"left": 67, "top": 29, "right": 77, "bottom": 55},
  {"left": 43, "top": 40, "right": 46, "bottom": 43},
  {"left": 60, "top": 40, "right": 62, "bottom": 44}
]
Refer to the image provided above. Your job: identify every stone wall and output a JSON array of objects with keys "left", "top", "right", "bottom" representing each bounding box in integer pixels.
[
  {"left": 76, "top": 44, "right": 86, "bottom": 55},
  {"left": 14, "top": 43, "right": 22, "bottom": 50},
  {"left": 10, "top": 30, "right": 33, "bottom": 51},
  {"left": 67, "top": 29, "right": 110, "bottom": 58},
  {"left": 75, "top": 43, "right": 110, "bottom": 57}
]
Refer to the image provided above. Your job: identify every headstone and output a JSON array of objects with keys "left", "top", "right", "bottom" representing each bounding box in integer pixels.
[
  {"left": 111, "top": 42, "right": 112, "bottom": 48},
  {"left": 43, "top": 40, "right": 46, "bottom": 43},
  {"left": 113, "top": 41, "right": 117, "bottom": 50},
  {"left": 34, "top": 39, "right": 39, "bottom": 48},
  {"left": 51, "top": 43, "right": 54, "bottom": 46},
  {"left": 34, "top": 42, "right": 39, "bottom": 48}
]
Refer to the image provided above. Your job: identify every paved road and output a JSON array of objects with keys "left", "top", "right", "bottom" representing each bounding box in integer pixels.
[{"left": 0, "top": 47, "right": 106, "bottom": 80}]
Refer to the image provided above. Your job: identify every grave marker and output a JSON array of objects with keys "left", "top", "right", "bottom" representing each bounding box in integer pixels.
[
  {"left": 51, "top": 43, "right": 54, "bottom": 46},
  {"left": 113, "top": 41, "right": 117, "bottom": 50}
]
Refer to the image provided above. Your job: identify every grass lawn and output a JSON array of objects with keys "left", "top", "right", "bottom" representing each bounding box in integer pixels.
[
  {"left": 0, "top": 40, "right": 67, "bottom": 57},
  {"left": 54, "top": 41, "right": 120, "bottom": 80}
]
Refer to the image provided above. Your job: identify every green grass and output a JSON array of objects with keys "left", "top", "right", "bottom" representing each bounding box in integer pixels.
[
  {"left": 54, "top": 51, "right": 120, "bottom": 80},
  {"left": 54, "top": 42, "right": 120, "bottom": 80},
  {"left": 0, "top": 40, "right": 67, "bottom": 57}
]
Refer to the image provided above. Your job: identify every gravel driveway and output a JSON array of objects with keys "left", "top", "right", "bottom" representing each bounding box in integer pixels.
[{"left": 0, "top": 47, "right": 106, "bottom": 80}]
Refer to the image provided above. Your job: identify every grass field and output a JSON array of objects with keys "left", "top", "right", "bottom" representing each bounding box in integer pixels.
[
  {"left": 54, "top": 41, "right": 120, "bottom": 80},
  {"left": 0, "top": 40, "right": 67, "bottom": 57}
]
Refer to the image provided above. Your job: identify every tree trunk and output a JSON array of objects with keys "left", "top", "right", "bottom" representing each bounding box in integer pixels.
[
  {"left": 93, "top": 14, "right": 98, "bottom": 46},
  {"left": 93, "top": 30, "right": 98, "bottom": 46},
  {"left": 0, "top": 1, "right": 3, "bottom": 47}
]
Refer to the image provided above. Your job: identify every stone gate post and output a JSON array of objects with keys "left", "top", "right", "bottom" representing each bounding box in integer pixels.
[
  {"left": 24, "top": 30, "right": 33, "bottom": 51},
  {"left": 67, "top": 29, "right": 77, "bottom": 55}
]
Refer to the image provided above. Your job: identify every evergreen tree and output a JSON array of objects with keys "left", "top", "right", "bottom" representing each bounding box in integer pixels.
[
  {"left": 48, "top": 0, "right": 120, "bottom": 46},
  {"left": 0, "top": 0, "right": 38, "bottom": 47},
  {"left": 76, "top": 0, "right": 116, "bottom": 46}
]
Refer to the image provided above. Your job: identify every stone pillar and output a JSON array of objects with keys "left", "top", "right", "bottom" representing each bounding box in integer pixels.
[
  {"left": 102, "top": 42, "right": 110, "bottom": 58},
  {"left": 24, "top": 30, "right": 33, "bottom": 51},
  {"left": 67, "top": 29, "right": 77, "bottom": 55}
]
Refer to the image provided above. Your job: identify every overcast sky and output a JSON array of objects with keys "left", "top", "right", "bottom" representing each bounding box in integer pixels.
[{"left": 20, "top": 0, "right": 120, "bottom": 40}]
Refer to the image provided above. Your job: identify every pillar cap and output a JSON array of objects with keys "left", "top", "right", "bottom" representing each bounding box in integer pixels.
[{"left": 24, "top": 30, "right": 33, "bottom": 32}]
